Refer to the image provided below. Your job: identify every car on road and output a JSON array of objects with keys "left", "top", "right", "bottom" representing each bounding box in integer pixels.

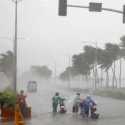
[{"left": 27, "top": 81, "right": 37, "bottom": 93}]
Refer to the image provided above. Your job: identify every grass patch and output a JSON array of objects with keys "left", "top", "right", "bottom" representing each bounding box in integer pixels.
[{"left": 93, "top": 88, "right": 125, "bottom": 100}]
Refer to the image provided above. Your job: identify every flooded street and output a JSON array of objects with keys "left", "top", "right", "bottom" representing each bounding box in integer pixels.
[
  {"left": 19, "top": 80, "right": 125, "bottom": 125},
  {"left": 1, "top": 0, "right": 125, "bottom": 125}
]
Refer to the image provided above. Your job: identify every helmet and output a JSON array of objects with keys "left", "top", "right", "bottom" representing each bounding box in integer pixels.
[
  {"left": 86, "top": 95, "right": 91, "bottom": 100},
  {"left": 55, "top": 92, "right": 59, "bottom": 96}
]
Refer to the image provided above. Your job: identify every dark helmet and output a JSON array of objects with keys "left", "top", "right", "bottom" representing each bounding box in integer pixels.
[{"left": 55, "top": 92, "right": 59, "bottom": 96}]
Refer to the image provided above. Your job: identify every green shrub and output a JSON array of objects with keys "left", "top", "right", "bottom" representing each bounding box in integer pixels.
[{"left": 0, "top": 90, "right": 16, "bottom": 107}]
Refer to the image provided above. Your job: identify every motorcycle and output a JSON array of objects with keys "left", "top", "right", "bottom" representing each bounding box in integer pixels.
[
  {"left": 59, "top": 98, "right": 67, "bottom": 114},
  {"left": 90, "top": 105, "right": 99, "bottom": 119},
  {"left": 81, "top": 104, "right": 99, "bottom": 119}
]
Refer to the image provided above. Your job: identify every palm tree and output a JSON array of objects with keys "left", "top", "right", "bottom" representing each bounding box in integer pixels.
[
  {"left": 119, "top": 36, "right": 125, "bottom": 87},
  {"left": 83, "top": 45, "right": 99, "bottom": 88},
  {"left": 100, "top": 43, "right": 120, "bottom": 88},
  {"left": 97, "top": 49, "right": 111, "bottom": 87},
  {"left": 72, "top": 45, "right": 98, "bottom": 88},
  {"left": 120, "top": 36, "right": 125, "bottom": 48},
  {"left": 0, "top": 51, "right": 14, "bottom": 85},
  {"left": 71, "top": 42, "right": 122, "bottom": 88},
  {"left": 59, "top": 66, "right": 78, "bottom": 81}
]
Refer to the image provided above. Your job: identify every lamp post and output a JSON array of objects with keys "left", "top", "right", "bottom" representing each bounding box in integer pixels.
[{"left": 12, "top": 0, "right": 22, "bottom": 93}]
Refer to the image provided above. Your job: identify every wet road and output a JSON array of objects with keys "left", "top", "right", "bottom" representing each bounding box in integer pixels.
[
  {"left": 3, "top": 80, "right": 125, "bottom": 125},
  {"left": 23, "top": 81, "right": 125, "bottom": 125}
]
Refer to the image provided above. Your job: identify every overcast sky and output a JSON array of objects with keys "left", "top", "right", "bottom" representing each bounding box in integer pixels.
[{"left": 0, "top": 0, "right": 125, "bottom": 75}]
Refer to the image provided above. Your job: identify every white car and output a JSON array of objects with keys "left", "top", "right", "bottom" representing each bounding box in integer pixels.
[{"left": 27, "top": 81, "right": 37, "bottom": 92}]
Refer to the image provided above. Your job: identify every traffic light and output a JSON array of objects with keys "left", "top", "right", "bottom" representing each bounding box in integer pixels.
[
  {"left": 58, "top": 0, "right": 67, "bottom": 16},
  {"left": 89, "top": 2, "right": 102, "bottom": 12},
  {"left": 123, "top": 5, "right": 125, "bottom": 23}
]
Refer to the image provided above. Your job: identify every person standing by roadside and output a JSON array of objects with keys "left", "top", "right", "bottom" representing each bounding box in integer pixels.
[
  {"left": 17, "top": 90, "right": 27, "bottom": 117},
  {"left": 52, "top": 92, "right": 61, "bottom": 113},
  {"left": 72, "top": 93, "right": 81, "bottom": 113}
]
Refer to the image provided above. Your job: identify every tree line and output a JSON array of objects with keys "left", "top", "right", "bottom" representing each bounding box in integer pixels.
[
  {"left": 0, "top": 51, "right": 52, "bottom": 86},
  {"left": 60, "top": 36, "right": 125, "bottom": 88}
]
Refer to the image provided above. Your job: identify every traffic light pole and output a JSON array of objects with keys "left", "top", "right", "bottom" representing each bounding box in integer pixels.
[
  {"left": 67, "top": 5, "right": 123, "bottom": 14},
  {"left": 67, "top": 5, "right": 89, "bottom": 9},
  {"left": 59, "top": 0, "right": 125, "bottom": 23},
  {"left": 102, "top": 8, "right": 123, "bottom": 14}
]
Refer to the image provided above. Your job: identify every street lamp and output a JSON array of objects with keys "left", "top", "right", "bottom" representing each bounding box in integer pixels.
[{"left": 11, "top": 0, "right": 22, "bottom": 93}]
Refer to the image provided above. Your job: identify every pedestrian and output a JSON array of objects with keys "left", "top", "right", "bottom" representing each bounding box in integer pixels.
[
  {"left": 52, "top": 92, "right": 61, "bottom": 113},
  {"left": 79, "top": 97, "right": 85, "bottom": 115},
  {"left": 72, "top": 93, "right": 81, "bottom": 113},
  {"left": 17, "top": 90, "right": 27, "bottom": 117}
]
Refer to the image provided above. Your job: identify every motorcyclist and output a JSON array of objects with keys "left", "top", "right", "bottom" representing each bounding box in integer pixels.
[{"left": 82, "top": 95, "right": 96, "bottom": 117}]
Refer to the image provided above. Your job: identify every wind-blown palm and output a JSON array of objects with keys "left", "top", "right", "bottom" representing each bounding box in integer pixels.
[
  {"left": 0, "top": 51, "right": 14, "bottom": 84},
  {"left": 97, "top": 43, "right": 120, "bottom": 87}
]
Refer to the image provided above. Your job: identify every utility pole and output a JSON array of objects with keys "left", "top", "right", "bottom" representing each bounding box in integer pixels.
[
  {"left": 12, "top": 0, "right": 22, "bottom": 93},
  {"left": 14, "top": 0, "right": 18, "bottom": 93}
]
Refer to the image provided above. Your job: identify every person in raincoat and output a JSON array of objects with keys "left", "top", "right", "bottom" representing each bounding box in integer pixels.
[
  {"left": 17, "top": 90, "right": 27, "bottom": 117},
  {"left": 72, "top": 93, "right": 81, "bottom": 113},
  {"left": 82, "top": 95, "right": 96, "bottom": 117},
  {"left": 52, "top": 92, "right": 61, "bottom": 113}
]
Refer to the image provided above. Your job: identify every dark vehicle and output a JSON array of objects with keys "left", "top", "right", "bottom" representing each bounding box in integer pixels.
[
  {"left": 81, "top": 104, "right": 99, "bottom": 119},
  {"left": 27, "top": 81, "right": 37, "bottom": 93},
  {"left": 90, "top": 105, "right": 99, "bottom": 119}
]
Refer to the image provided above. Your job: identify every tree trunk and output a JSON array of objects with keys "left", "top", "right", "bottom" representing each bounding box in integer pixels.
[
  {"left": 106, "top": 70, "right": 109, "bottom": 88},
  {"left": 111, "top": 62, "right": 117, "bottom": 88},
  {"left": 114, "top": 62, "right": 118, "bottom": 88},
  {"left": 94, "top": 65, "right": 97, "bottom": 89},
  {"left": 111, "top": 67, "right": 114, "bottom": 88},
  {"left": 119, "top": 58, "right": 122, "bottom": 88},
  {"left": 92, "top": 67, "right": 95, "bottom": 89},
  {"left": 100, "top": 69, "right": 103, "bottom": 88}
]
